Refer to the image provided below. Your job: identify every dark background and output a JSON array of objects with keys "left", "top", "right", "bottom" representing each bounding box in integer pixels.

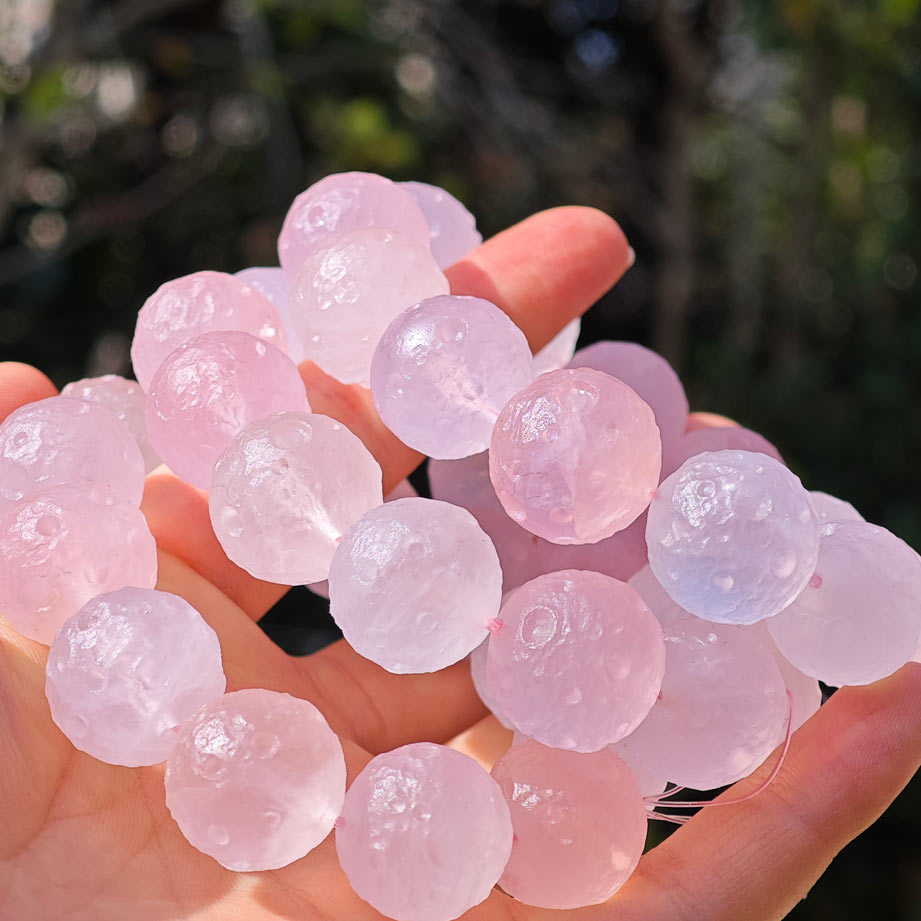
[{"left": 1, "top": 0, "right": 919, "bottom": 917}]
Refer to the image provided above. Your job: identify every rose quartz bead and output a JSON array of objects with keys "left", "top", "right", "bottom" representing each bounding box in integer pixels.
[
  {"left": 485, "top": 570, "right": 665, "bottom": 752},
  {"left": 810, "top": 489, "right": 864, "bottom": 534},
  {"left": 429, "top": 452, "right": 647, "bottom": 590},
  {"left": 60, "top": 375, "right": 162, "bottom": 473},
  {"left": 371, "top": 295, "right": 533, "bottom": 459},
  {"left": 209, "top": 412, "right": 383, "bottom": 584},
  {"left": 489, "top": 368, "right": 662, "bottom": 544},
  {"left": 569, "top": 340, "right": 688, "bottom": 451},
  {"left": 329, "top": 498, "right": 501, "bottom": 673},
  {"left": 235, "top": 266, "right": 306, "bottom": 363},
  {"left": 492, "top": 740, "right": 646, "bottom": 909},
  {"left": 278, "top": 171, "right": 430, "bottom": 277},
  {"left": 646, "top": 450, "right": 820, "bottom": 624},
  {"left": 165, "top": 688, "right": 345, "bottom": 872},
  {"left": 768, "top": 521, "right": 921, "bottom": 686},
  {"left": 131, "top": 270, "right": 286, "bottom": 391},
  {"left": 400, "top": 180, "right": 482, "bottom": 269},
  {"left": 0, "top": 396, "right": 146, "bottom": 515},
  {"left": 45, "top": 588, "right": 226, "bottom": 766},
  {"left": 146, "top": 331, "right": 309, "bottom": 489},
  {"left": 609, "top": 734, "right": 669, "bottom": 799},
  {"left": 336, "top": 742, "right": 512, "bottom": 921},
  {"left": 744, "top": 619, "right": 821, "bottom": 731},
  {"left": 307, "top": 478, "right": 417, "bottom": 600},
  {"left": 0, "top": 487, "right": 157, "bottom": 645},
  {"left": 662, "top": 424, "right": 783, "bottom": 480},
  {"left": 469, "top": 639, "right": 514, "bottom": 729},
  {"left": 533, "top": 318, "right": 581, "bottom": 376},
  {"left": 626, "top": 566, "right": 789, "bottom": 789},
  {"left": 293, "top": 228, "right": 449, "bottom": 386}
]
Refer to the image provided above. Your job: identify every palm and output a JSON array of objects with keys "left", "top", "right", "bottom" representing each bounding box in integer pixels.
[{"left": 2, "top": 209, "right": 920, "bottom": 921}]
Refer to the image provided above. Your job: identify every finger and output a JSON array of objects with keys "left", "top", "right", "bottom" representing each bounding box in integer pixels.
[
  {"left": 0, "top": 362, "right": 57, "bottom": 423},
  {"left": 146, "top": 206, "right": 633, "bottom": 619},
  {"left": 549, "top": 663, "right": 921, "bottom": 921}
]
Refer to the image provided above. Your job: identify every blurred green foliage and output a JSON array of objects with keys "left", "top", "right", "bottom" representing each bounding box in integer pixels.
[{"left": 1, "top": 2, "right": 920, "bottom": 916}]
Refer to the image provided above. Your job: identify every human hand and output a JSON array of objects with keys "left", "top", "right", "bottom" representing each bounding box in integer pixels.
[{"left": 2, "top": 208, "right": 920, "bottom": 921}]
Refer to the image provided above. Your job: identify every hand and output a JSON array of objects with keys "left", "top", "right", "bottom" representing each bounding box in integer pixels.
[{"left": 1, "top": 208, "right": 919, "bottom": 921}]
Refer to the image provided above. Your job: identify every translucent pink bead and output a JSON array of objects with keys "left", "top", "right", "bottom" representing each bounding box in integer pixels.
[
  {"left": 646, "top": 450, "right": 820, "bottom": 624},
  {"left": 235, "top": 266, "right": 305, "bottom": 363},
  {"left": 131, "top": 270, "right": 286, "bottom": 391},
  {"left": 400, "top": 180, "right": 482, "bottom": 269},
  {"left": 469, "top": 639, "right": 514, "bottom": 729},
  {"left": 429, "top": 452, "right": 647, "bottom": 590},
  {"left": 371, "top": 295, "right": 533, "bottom": 459},
  {"left": 329, "top": 498, "right": 501, "bottom": 673},
  {"left": 278, "top": 171, "right": 430, "bottom": 277},
  {"left": 768, "top": 521, "right": 921, "bottom": 686},
  {"left": 489, "top": 368, "right": 662, "bottom": 544},
  {"left": 45, "top": 588, "right": 226, "bottom": 766},
  {"left": 662, "top": 424, "right": 783, "bottom": 480},
  {"left": 209, "top": 412, "right": 383, "bottom": 584},
  {"left": 533, "top": 318, "right": 581, "bottom": 376},
  {"left": 165, "top": 688, "right": 346, "bottom": 872},
  {"left": 485, "top": 570, "right": 665, "bottom": 751},
  {"left": 622, "top": 619, "right": 788, "bottom": 790},
  {"left": 60, "top": 375, "right": 162, "bottom": 473},
  {"left": 293, "top": 228, "right": 449, "bottom": 386},
  {"left": 336, "top": 742, "right": 512, "bottom": 921},
  {"left": 744, "top": 620, "right": 821, "bottom": 731},
  {"left": 0, "top": 396, "right": 146, "bottom": 515},
  {"left": 632, "top": 562, "right": 820, "bottom": 732},
  {"left": 569, "top": 340, "right": 688, "bottom": 449},
  {"left": 0, "top": 487, "right": 157, "bottom": 645},
  {"left": 146, "top": 331, "right": 309, "bottom": 489},
  {"left": 307, "top": 478, "right": 417, "bottom": 600},
  {"left": 429, "top": 452, "right": 543, "bottom": 591},
  {"left": 609, "top": 735, "right": 669, "bottom": 799},
  {"left": 492, "top": 740, "right": 646, "bottom": 909},
  {"left": 810, "top": 489, "right": 864, "bottom": 534},
  {"left": 625, "top": 568, "right": 789, "bottom": 789}
]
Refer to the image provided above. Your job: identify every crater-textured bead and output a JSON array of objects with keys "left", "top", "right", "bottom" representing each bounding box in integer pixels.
[
  {"left": 485, "top": 570, "right": 665, "bottom": 751},
  {"left": 235, "top": 266, "right": 306, "bottom": 363},
  {"left": 209, "top": 412, "right": 383, "bottom": 584},
  {"left": 568, "top": 340, "right": 688, "bottom": 450},
  {"left": 492, "top": 740, "right": 646, "bottom": 909},
  {"left": 61, "top": 375, "right": 162, "bottom": 473},
  {"left": 328, "top": 498, "right": 502, "bottom": 673},
  {"left": 278, "top": 171, "right": 430, "bottom": 276},
  {"left": 131, "top": 270, "right": 286, "bottom": 391},
  {"left": 469, "top": 638, "right": 514, "bottom": 729},
  {"left": 371, "top": 295, "right": 533, "bottom": 459},
  {"left": 336, "top": 742, "right": 512, "bottom": 921},
  {"left": 165, "top": 688, "right": 346, "bottom": 872},
  {"left": 646, "top": 450, "right": 820, "bottom": 624},
  {"left": 768, "top": 521, "right": 921, "bottom": 686},
  {"left": 0, "top": 396, "right": 146, "bottom": 515},
  {"left": 626, "top": 567, "right": 789, "bottom": 789},
  {"left": 0, "top": 487, "right": 158, "bottom": 644},
  {"left": 489, "top": 368, "right": 662, "bottom": 544},
  {"left": 45, "top": 588, "right": 226, "bottom": 766},
  {"left": 146, "top": 330, "right": 309, "bottom": 489},
  {"left": 662, "top": 424, "right": 783, "bottom": 480},
  {"left": 293, "top": 228, "right": 449, "bottom": 386},
  {"left": 809, "top": 489, "right": 864, "bottom": 533},
  {"left": 533, "top": 319, "right": 581, "bottom": 376},
  {"left": 400, "top": 180, "right": 482, "bottom": 269}
]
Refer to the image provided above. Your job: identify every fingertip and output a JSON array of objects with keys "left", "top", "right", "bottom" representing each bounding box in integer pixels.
[
  {"left": 685, "top": 411, "right": 740, "bottom": 432},
  {"left": 0, "top": 362, "right": 58, "bottom": 423}
]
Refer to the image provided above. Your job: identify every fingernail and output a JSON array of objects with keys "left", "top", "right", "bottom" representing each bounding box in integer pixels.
[{"left": 626, "top": 246, "right": 636, "bottom": 268}]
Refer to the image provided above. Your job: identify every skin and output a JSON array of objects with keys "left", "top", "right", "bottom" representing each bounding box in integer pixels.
[{"left": 1, "top": 207, "right": 920, "bottom": 921}]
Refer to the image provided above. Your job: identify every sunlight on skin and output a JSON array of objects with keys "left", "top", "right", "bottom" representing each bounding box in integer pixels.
[{"left": 1, "top": 209, "right": 921, "bottom": 921}]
